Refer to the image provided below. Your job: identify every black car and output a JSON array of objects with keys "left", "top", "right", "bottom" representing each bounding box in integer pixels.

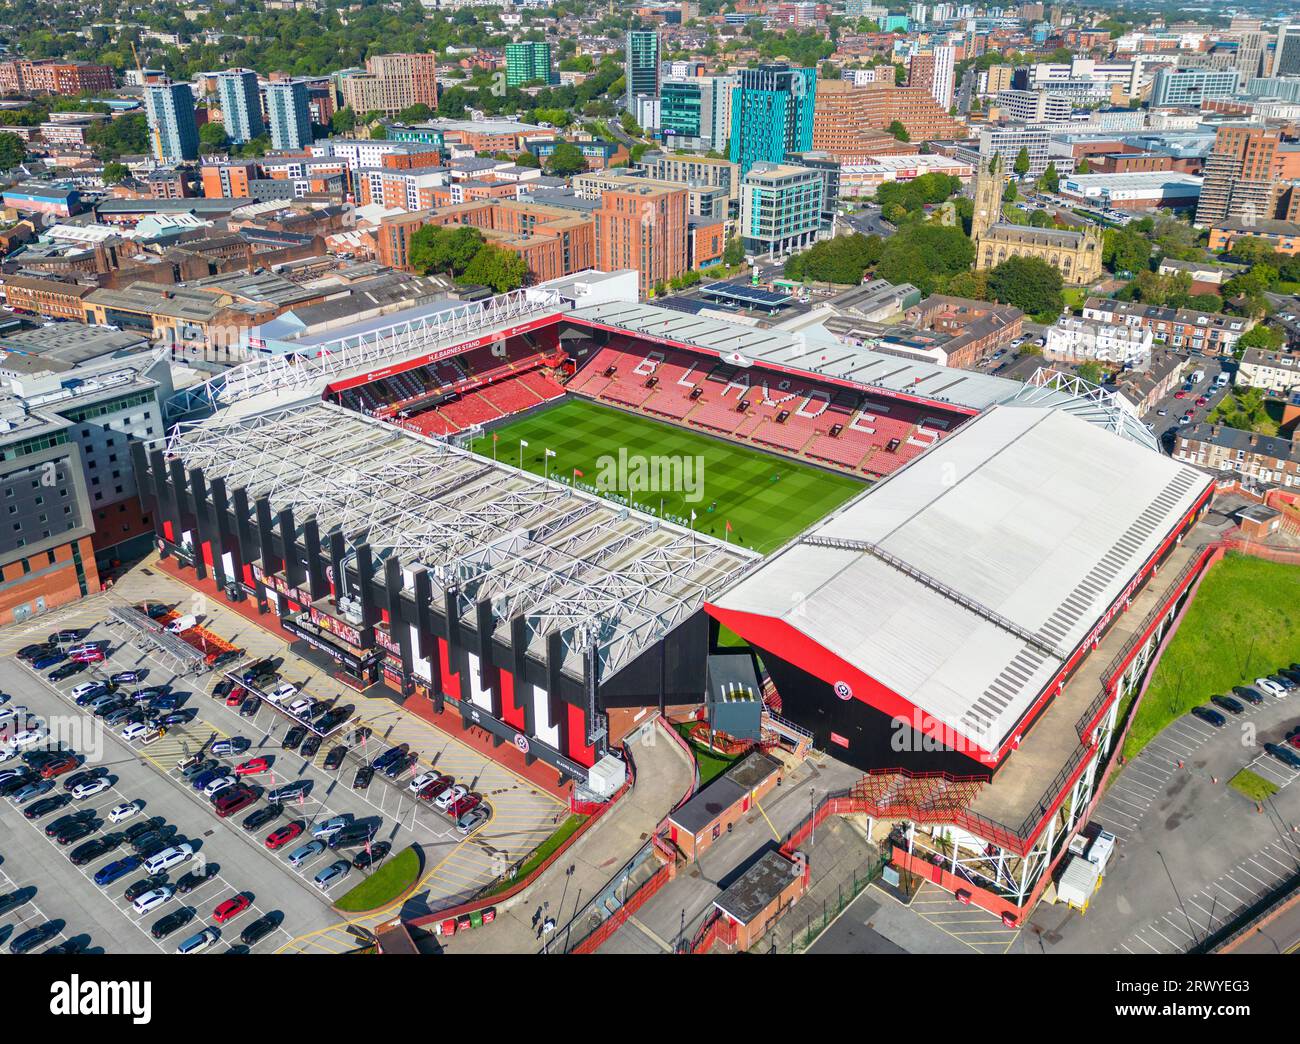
[
  {"left": 300, "top": 734, "right": 322, "bottom": 760},
  {"left": 70, "top": 833, "right": 123, "bottom": 866},
  {"left": 212, "top": 679, "right": 237, "bottom": 700},
  {"left": 0, "top": 890, "right": 30, "bottom": 916},
  {"left": 124, "top": 874, "right": 170, "bottom": 902},
  {"left": 352, "top": 841, "right": 392, "bottom": 870},
  {"left": 1191, "top": 705, "right": 1227, "bottom": 728},
  {"left": 0, "top": 771, "right": 37, "bottom": 797},
  {"left": 9, "top": 922, "right": 60, "bottom": 954},
  {"left": 49, "top": 629, "right": 88, "bottom": 644},
  {"left": 23, "top": 750, "right": 67, "bottom": 769},
  {"left": 17, "top": 643, "right": 57, "bottom": 661},
  {"left": 23, "top": 793, "right": 71, "bottom": 819},
  {"left": 318, "top": 706, "right": 355, "bottom": 733},
  {"left": 49, "top": 661, "right": 87, "bottom": 681},
  {"left": 1266, "top": 743, "right": 1300, "bottom": 770},
  {"left": 132, "top": 687, "right": 168, "bottom": 705},
  {"left": 46, "top": 809, "right": 95, "bottom": 838},
  {"left": 241, "top": 803, "right": 283, "bottom": 832},
  {"left": 175, "top": 865, "right": 219, "bottom": 894},
  {"left": 282, "top": 726, "right": 306, "bottom": 752},
  {"left": 239, "top": 695, "right": 261, "bottom": 718},
  {"left": 1232, "top": 685, "right": 1265, "bottom": 706},
  {"left": 383, "top": 752, "right": 417, "bottom": 779},
  {"left": 157, "top": 710, "right": 196, "bottom": 728},
  {"left": 150, "top": 908, "right": 194, "bottom": 940},
  {"left": 92, "top": 697, "right": 129, "bottom": 718},
  {"left": 329, "top": 823, "right": 378, "bottom": 850},
  {"left": 1280, "top": 668, "right": 1300, "bottom": 687},
  {"left": 55, "top": 820, "right": 98, "bottom": 846},
  {"left": 110, "top": 669, "right": 145, "bottom": 685},
  {"left": 305, "top": 699, "right": 331, "bottom": 720},
  {"left": 372, "top": 744, "right": 407, "bottom": 772},
  {"left": 122, "top": 816, "right": 165, "bottom": 844},
  {"left": 324, "top": 745, "right": 348, "bottom": 771},
  {"left": 181, "top": 759, "right": 219, "bottom": 782},
  {"left": 1211, "top": 694, "right": 1245, "bottom": 715},
  {"left": 240, "top": 658, "right": 275, "bottom": 685},
  {"left": 73, "top": 684, "right": 114, "bottom": 707},
  {"left": 240, "top": 913, "right": 278, "bottom": 947},
  {"left": 352, "top": 765, "right": 374, "bottom": 790},
  {"left": 132, "top": 828, "right": 178, "bottom": 857},
  {"left": 211, "top": 649, "right": 243, "bottom": 669}
]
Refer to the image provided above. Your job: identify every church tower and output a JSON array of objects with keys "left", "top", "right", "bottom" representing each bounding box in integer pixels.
[{"left": 970, "top": 152, "right": 1004, "bottom": 243}]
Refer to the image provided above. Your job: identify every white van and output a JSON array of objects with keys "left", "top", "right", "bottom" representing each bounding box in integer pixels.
[
  {"left": 1190, "top": 368, "right": 1206, "bottom": 384},
  {"left": 165, "top": 615, "right": 197, "bottom": 634},
  {"left": 1214, "top": 371, "right": 1230, "bottom": 388},
  {"left": 143, "top": 843, "right": 195, "bottom": 875}
]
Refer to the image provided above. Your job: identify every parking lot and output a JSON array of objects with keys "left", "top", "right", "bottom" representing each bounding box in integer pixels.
[
  {"left": 0, "top": 569, "right": 567, "bottom": 952},
  {"left": 1016, "top": 670, "right": 1300, "bottom": 955}
]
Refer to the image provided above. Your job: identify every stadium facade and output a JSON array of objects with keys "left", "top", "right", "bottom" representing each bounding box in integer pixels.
[{"left": 138, "top": 272, "right": 1218, "bottom": 920}]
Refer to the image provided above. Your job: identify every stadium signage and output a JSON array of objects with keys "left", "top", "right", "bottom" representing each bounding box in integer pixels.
[
  {"left": 307, "top": 606, "right": 364, "bottom": 648},
  {"left": 833, "top": 680, "right": 854, "bottom": 701},
  {"left": 251, "top": 565, "right": 313, "bottom": 607}
]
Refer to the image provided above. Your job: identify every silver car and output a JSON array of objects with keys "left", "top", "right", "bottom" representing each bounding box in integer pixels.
[
  {"left": 313, "top": 859, "right": 351, "bottom": 891},
  {"left": 287, "top": 839, "right": 326, "bottom": 868}
]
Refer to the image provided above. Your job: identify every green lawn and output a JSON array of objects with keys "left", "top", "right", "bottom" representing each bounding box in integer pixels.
[
  {"left": 1229, "top": 768, "right": 1279, "bottom": 803},
  {"left": 334, "top": 846, "right": 422, "bottom": 913},
  {"left": 1123, "top": 554, "right": 1300, "bottom": 758},
  {"left": 673, "top": 722, "right": 740, "bottom": 785},
  {"left": 469, "top": 398, "right": 865, "bottom": 554}
]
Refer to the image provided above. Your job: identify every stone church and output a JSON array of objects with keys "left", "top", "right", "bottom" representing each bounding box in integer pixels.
[{"left": 970, "top": 154, "right": 1103, "bottom": 286}]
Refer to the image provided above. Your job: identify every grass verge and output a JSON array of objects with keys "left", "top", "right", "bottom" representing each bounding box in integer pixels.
[
  {"left": 674, "top": 721, "right": 740, "bottom": 785},
  {"left": 1228, "top": 768, "right": 1279, "bottom": 803},
  {"left": 334, "top": 846, "right": 422, "bottom": 913},
  {"left": 481, "top": 814, "right": 587, "bottom": 897}
]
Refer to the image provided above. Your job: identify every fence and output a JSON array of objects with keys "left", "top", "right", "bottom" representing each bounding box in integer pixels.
[
  {"left": 787, "top": 861, "right": 884, "bottom": 953},
  {"left": 568, "top": 852, "right": 678, "bottom": 955}
]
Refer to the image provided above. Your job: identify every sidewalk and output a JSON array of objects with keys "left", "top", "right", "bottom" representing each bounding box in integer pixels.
[{"left": 438, "top": 717, "right": 695, "bottom": 954}]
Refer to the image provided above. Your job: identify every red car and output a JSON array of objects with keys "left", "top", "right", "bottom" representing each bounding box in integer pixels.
[
  {"left": 40, "top": 754, "right": 79, "bottom": 779},
  {"left": 1196, "top": 396, "right": 1209, "bottom": 407},
  {"left": 265, "top": 820, "right": 305, "bottom": 850},
  {"left": 214, "top": 788, "right": 258, "bottom": 818},
  {"left": 1174, "top": 390, "right": 1187, "bottom": 399},
  {"left": 70, "top": 648, "right": 105, "bottom": 664},
  {"left": 213, "top": 894, "right": 252, "bottom": 924},
  {"left": 235, "top": 757, "right": 269, "bottom": 776},
  {"left": 225, "top": 689, "right": 246, "bottom": 708},
  {"left": 446, "top": 793, "right": 481, "bottom": 819},
  {"left": 418, "top": 778, "right": 453, "bottom": 802}
]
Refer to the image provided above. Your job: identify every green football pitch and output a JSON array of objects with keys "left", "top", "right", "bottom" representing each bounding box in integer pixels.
[{"left": 467, "top": 397, "right": 866, "bottom": 553}]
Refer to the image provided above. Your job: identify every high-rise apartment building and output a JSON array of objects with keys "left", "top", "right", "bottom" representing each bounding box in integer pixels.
[
  {"left": 505, "top": 41, "right": 555, "bottom": 87},
  {"left": 217, "top": 69, "right": 265, "bottom": 144},
  {"left": 594, "top": 178, "right": 687, "bottom": 299},
  {"left": 625, "top": 29, "right": 661, "bottom": 110},
  {"left": 1274, "top": 24, "right": 1300, "bottom": 77},
  {"left": 144, "top": 81, "right": 200, "bottom": 163},
  {"left": 659, "top": 75, "right": 737, "bottom": 152},
  {"left": 1195, "top": 123, "right": 1300, "bottom": 227},
  {"left": 812, "top": 79, "right": 965, "bottom": 152},
  {"left": 339, "top": 53, "right": 439, "bottom": 116},
  {"left": 909, "top": 44, "right": 955, "bottom": 110},
  {"left": 1149, "top": 67, "right": 1239, "bottom": 108},
  {"left": 729, "top": 64, "right": 816, "bottom": 177},
  {"left": 266, "top": 79, "right": 313, "bottom": 150},
  {"left": 739, "top": 162, "right": 825, "bottom": 257}
]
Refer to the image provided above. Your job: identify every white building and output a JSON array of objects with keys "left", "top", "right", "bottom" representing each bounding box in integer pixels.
[{"left": 1044, "top": 315, "right": 1155, "bottom": 366}]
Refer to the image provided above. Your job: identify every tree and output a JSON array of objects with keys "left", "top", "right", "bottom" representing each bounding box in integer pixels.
[
  {"left": 1076, "top": 361, "right": 1106, "bottom": 385},
  {"left": 199, "top": 121, "right": 229, "bottom": 151},
  {"left": 1013, "top": 146, "right": 1030, "bottom": 180},
  {"left": 887, "top": 119, "right": 909, "bottom": 142},
  {"left": 784, "top": 233, "right": 884, "bottom": 284},
  {"left": 459, "top": 243, "right": 528, "bottom": 293},
  {"left": 1103, "top": 226, "right": 1151, "bottom": 275},
  {"left": 986, "top": 256, "right": 1064, "bottom": 319},
  {"left": 1040, "top": 161, "right": 1060, "bottom": 194},
  {"left": 332, "top": 107, "right": 356, "bottom": 135},
  {"left": 1075, "top": 157, "right": 1090, "bottom": 174},
  {"left": 407, "top": 224, "right": 486, "bottom": 277},
  {"left": 515, "top": 150, "right": 540, "bottom": 168},
  {"left": 544, "top": 141, "right": 587, "bottom": 177},
  {"left": 723, "top": 237, "right": 745, "bottom": 267},
  {"left": 0, "top": 131, "right": 26, "bottom": 170},
  {"left": 102, "top": 161, "right": 129, "bottom": 185},
  {"left": 1237, "top": 324, "right": 1285, "bottom": 352},
  {"left": 876, "top": 223, "right": 975, "bottom": 295},
  {"left": 396, "top": 103, "right": 433, "bottom": 123}
]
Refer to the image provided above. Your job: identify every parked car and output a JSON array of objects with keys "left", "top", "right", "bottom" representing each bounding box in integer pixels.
[
  {"left": 210, "top": 737, "right": 250, "bottom": 757},
  {"left": 212, "top": 679, "right": 237, "bottom": 701},
  {"left": 240, "top": 658, "right": 276, "bottom": 685},
  {"left": 241, "top": 804, "right": 282, "bottom": 832},
  {"left": 181, "top": 758, "right": 218, "bottom": 782},
  {"left": 1191, "top": 705, "right": 1226, "bottom": 728},
  {"left": 124, "top": 874, "right": 169, "bottom": 903},
  {"left": 1256, "top": 677, "right": 1288, "bottom": 699},
  {"left": 122, "top": 816, "right": 165, "bottom": 844},
  {"left": 174, "top": 865, "right": 219, "bottom": 894},
  {"left": 1233, "top": 685, "right": 1266, "bottom": 705},
  {"left": 266, "top": 779, "right": 311, "bottom": 803},
  {"left": 447, "top": 793, "right": 481, "bottom": 819},
  {"left": 24, "top": 794, "right": 71, "bottom": 820},
  {"left": 110, "top": 670, "right": 145, "bottom": 685},
  {"left": 202, "top": 775, "right": 237, "bottom": 799},
  {"left": 93, "top": 855, "right": 143, "bottom": 887},
  {"left": 9, "top": 922, "right": 60, "bottom": 954},
  {"left": 457, "top": 805, "right": 490, "bottom": 834},
  {"left": 213, "top": 894, "right": 251, "bottom": 923},
  {"left": 434, "top": 783, "right": 467, "bottom": 811},
  {"left": 132, "top": 885, "right": 175, "bottom": 915},
  {"left": 353, "top": 841, "right": 392, "bottom": 870},
  {"left": 63, "top": 767, "right": 107, "bottom": 792},
  {"left": 70, "top": 834, "right": 124, "bottom": 866},
  {"left": 39, "top": 754, "right": 79, "bottom": 780},
  {"left": 313, "top": 860, "right": 351, "bottom": 891},
  {"left": 72, "top": 777, "right": 112, "bottom": 800},
  {"left": 240, "top": 913, "right": 278, "bottom": 947},
  {"left": 239, "top": 695, "right": 261, "bottom": 718},
  {"left": 281, "top": 726, "right": 306, "bottom": 752},
  {"left": 150, "top": 908, "right": 194, "bottom": 940},
  {"left": 300, "top": 734, "right": 322, "bottom": 760},
  {"left": 1211, "top": 694, "right": 1245, "bottom": 715},
  {"left": 329, "top": 822, "right": 377, "bottom": 850},
  {"left": 324, "top": 746, "right": 348, "bottom": 771},
  {"left": 49, "top": 661, "right": 87, "bottom": 680},
  {"left": 1266, "top": 742, "right": 1300, "bottom": 770},
  {"left": 11, "top": 780, "right": 54, "bottom": 805},
  {"left": 46, "top": 808, "right": 95, "bottom": 838},
  {"left": 287, "top": 839, "right": 326, "bottom": 867},
  {"left": 311, "top": 814, "right": 350, "bottom": 841},
  {"left": 235, "top": 757, "right": 270, "bottom": 776},
  {"left": 214, "top": 787, "right": 258, "bottom": 817},
  {"left": 265, "top": 820, "right": 305, "bottom": 850},
  {"left": 142, "top": 843, "right": 195, "bottom": 876},
  {"left": 51, "top": 628, "right": 89, "bottom": 643},
  {"left": 352, "top": 765, "right": 374, "bottom": 790},
  {"left": 176, "top": 927, "right": 219, "bottom": 955}
]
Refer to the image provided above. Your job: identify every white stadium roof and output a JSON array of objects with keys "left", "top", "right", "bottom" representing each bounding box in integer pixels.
[{"left": 711, "top": 404, "right": 1212, "bottom": 759}]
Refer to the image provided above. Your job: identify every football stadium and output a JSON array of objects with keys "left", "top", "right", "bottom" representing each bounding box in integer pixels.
[{"left": 137, "top": 272, "right": 1217, "bottom": 922}]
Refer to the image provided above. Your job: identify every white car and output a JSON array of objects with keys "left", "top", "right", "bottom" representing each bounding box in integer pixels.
[
  {"left": 310, "top": 815, "right": 349, "bottom": 840},
  {"left": 8, "top": 727, "right": 48, "bottom": 751},
  {"left": 287, "top": 697, "right": 313, "bottom": 718},
  {"left": 143, "top": 843, "right": 194, "bottom": 875},
  {"left": 120, "top": 722, "right": 150, "bottom": 742},
  {"left": 132, "top": 886, "right": 175, "bottom": 915},
  {"left": 202, "top": 775, "right": 236, "bottom": 798},
  {"left": 265, "top": 683, "right": 298, "bottom": 706},
  {"left": 69, "top": 682, "right": 102, "bottom": 701},
  {"left": 1257, "top": 677, "right": 1287, "bottom": 698},
  {"left": 176, "top": 927, "right": 219, "bottom": 955},
  {"left": 409, "top": 771, "right": 441, "bottom": 794},
  {"left": 108, "top": 801, "right": 142, "bottom": 824},
  {"left": 434, "top": 784, "right": 467, "bottom": 811},
  {"left": 72, "top": 777, "right": 111, "bottom": 800},
  {"left": 0, "top": 705, "right": 29, "bottom": 726}
]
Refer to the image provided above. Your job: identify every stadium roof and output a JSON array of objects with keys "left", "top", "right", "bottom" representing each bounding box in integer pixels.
[
  {"left": 708, "top": 404, "right": 1212, "bottom": 762},
  {"left": 168, "top": 402, "right": 755, "bottom": 682}
]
